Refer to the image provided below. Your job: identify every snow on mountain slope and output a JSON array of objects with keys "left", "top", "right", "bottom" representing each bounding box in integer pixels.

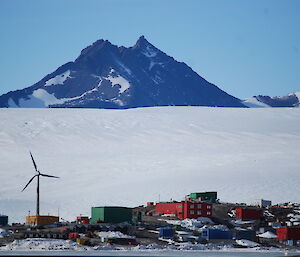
[
  {"left": 8, "top": 89, "right": 66, "bottom": 108},
  {"left": 242, "top": 98, "right": 270, "bottom": 108},
  {"left": 0, "top": 107, "right": 299, "bottom": 223},
  {"left": 294, "top": 91, "right": 300, "bottom": 100},
  {"left": 44, "top": 70, "right": 72, "bottom": 87},
  {"left": 244, "top": 92, "right": 300, "bottom": 108},
  {"left": 0, "top": 36, "right": 245, "bottom": 109}
]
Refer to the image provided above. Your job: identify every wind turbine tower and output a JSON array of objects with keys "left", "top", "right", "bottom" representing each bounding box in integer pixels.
[{"left": 22, "top": 152, "right": 59, "bottom": 225}]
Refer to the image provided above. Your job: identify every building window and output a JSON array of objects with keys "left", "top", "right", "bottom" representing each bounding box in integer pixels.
[
  {"left": 207, "top": 211, "right": 211, "bottom": 215},
  {"left": 177, "top": 205, "right": 183, "bottom": 208},
  {"left": 190, "top": 210, "right": 194, "bottom": 215},
  {"left": 197, "top": 204, "right": 202, "bottom": 209},
  {"left": 197, "top": 210, "right": 202, "bottom": 215},
  {"left": 190, "top": 204, "right": 194, "bottom": 209},
  {"left": 207, "top": 205, "right": 211, "bottom": 209},
  {"left": 178, "top": 212, "right": 183, "bottom": 214}
]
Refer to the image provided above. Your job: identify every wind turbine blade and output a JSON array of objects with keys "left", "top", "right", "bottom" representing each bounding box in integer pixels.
[
  {"left": 22, "top": 175, "right": 37, "bottom": 192},
  {"left": 30, "top": 152, "right": 38, "bottom": 173},
  {"left": 40, "top": 173, "right": 59, "bottom": 178}
]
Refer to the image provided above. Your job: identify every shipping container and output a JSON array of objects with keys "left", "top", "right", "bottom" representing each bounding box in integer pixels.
[
  {"left": 202, "top": 228, "right": 233, "bottom": 240},
  {"left": 159, "top": 227, "right": 174, "bottom": 239},
  {"left": 0, "top": 215, "right": 8, "bottom": 226},
  {"left": 91, "top": 206, "right": 132, "bottom": 224},
  {"left": 235, "top": 229, "right": 256, "bottom": 241},
  {"left": 69, "top": 232, "right": 80, "bottom": 239},
  {"left": 235, "top": 208, "right": 262, "bottom": 220},
  {"left": 108, "top": 238, "right": 138, "bottom": 246},
  {"left": 76, "top": 238, "right": 90, "bottom": 245},
  {"left": 277, "top": 227, "right": 300, "bottom": 241},
  {"left": 26, "top": 215, "right": 59, "bottom": 226}
]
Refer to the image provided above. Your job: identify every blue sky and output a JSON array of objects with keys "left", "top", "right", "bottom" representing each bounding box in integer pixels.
[{"left": 0, "top": 0, "right": 299, "bottom": 98}]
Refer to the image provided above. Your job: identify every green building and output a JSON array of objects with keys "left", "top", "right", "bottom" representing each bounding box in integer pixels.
[
  {"left": 189, "top": 192, "right": 217, "bottom": 203},
  {"left": 91, "top": 206, "right": 132, "bottom": 224}
]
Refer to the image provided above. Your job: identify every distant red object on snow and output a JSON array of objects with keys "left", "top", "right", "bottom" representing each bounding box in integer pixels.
[{"left": 235, "top": 208, "right": 262, "bottom": 220}]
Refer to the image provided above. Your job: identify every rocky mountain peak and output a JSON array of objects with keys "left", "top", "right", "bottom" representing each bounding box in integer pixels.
[
  {"left": 0, "top": 36, "right": 246, "bottom": 109},
  {"left": 133, "top": 35, "right": 154, "bottom": 49}
]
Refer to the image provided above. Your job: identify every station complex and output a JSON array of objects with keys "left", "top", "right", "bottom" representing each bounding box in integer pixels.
[{"left": 1, "top": 191, "right": 300, "bottom": 248}]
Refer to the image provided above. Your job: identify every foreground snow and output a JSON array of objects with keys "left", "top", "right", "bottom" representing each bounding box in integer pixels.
[
  {"left": 0, "top": 229, "right": 12, "bottom": 238},
  {"left": 1, "top": 238, "right": 87, "bottom": 251},
  {"left": 0, "top": 238, "right": 296, "bottom": 253},
  {"left": 0, "top": 107, "right": 300, "bottom": 222}
]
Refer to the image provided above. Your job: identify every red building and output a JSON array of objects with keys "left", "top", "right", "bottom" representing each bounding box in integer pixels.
[
  {"left": 277, "top": 227, "right": 300, "bottom": 241},
  {"left": 235, "top": 208, "right": 262, "bottom": 220},
  {"left": 155, "top": 201, "right": 212, "bottom": 219}
]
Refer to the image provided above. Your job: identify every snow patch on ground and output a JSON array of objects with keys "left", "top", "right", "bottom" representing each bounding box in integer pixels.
[
  {"left": 235, "top": 239, "right": 260, "bottom": 248},
  {"left": 164, "top": 218, "right": 229, "bottom": 234},
  {"left": 257, "top": 231, "right": 277, "bottom": 239},
  {"left": 165, "top": 218, "right": 214, "bottom": 231},
  {"left": 95, "top": 231, "right": 134, "bottom": 239},
  {"left": 0, "top": 228, "right": 12, "bottom": 238},
  {"left": 0, "top": 238, "right": 234, "bottom": 251},
  {"left": 44, "top": 70, "right": 71, "bottom": 87},
  {"left": 1, "top": 238, "right": 87, "bottom": 251}
]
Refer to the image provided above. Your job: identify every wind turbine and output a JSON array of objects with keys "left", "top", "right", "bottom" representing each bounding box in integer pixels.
[{"left": 22, "top": 152, "right": 59, "bottom": 216}]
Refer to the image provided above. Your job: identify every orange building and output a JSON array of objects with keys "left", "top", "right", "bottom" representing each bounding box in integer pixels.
[{"left": 26, "top": 215, "right": 59, "bottom": 226}]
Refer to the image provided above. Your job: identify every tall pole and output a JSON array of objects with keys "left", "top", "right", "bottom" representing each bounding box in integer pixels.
[{"left": 36, "top": 175, "right": 40, "bottom": 216}]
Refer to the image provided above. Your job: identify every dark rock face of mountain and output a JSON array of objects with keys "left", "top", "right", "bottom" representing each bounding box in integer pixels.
[
  {"left": 254, "top": 94, "right": 300, "bottom": 107},
  {"left": 0, "top": 36, "right": 246, "bottom": 108}
]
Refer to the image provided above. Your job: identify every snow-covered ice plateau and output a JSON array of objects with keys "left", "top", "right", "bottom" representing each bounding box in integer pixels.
[{"left": 0, "top": 106, "right": 299, "bottom": 223}]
